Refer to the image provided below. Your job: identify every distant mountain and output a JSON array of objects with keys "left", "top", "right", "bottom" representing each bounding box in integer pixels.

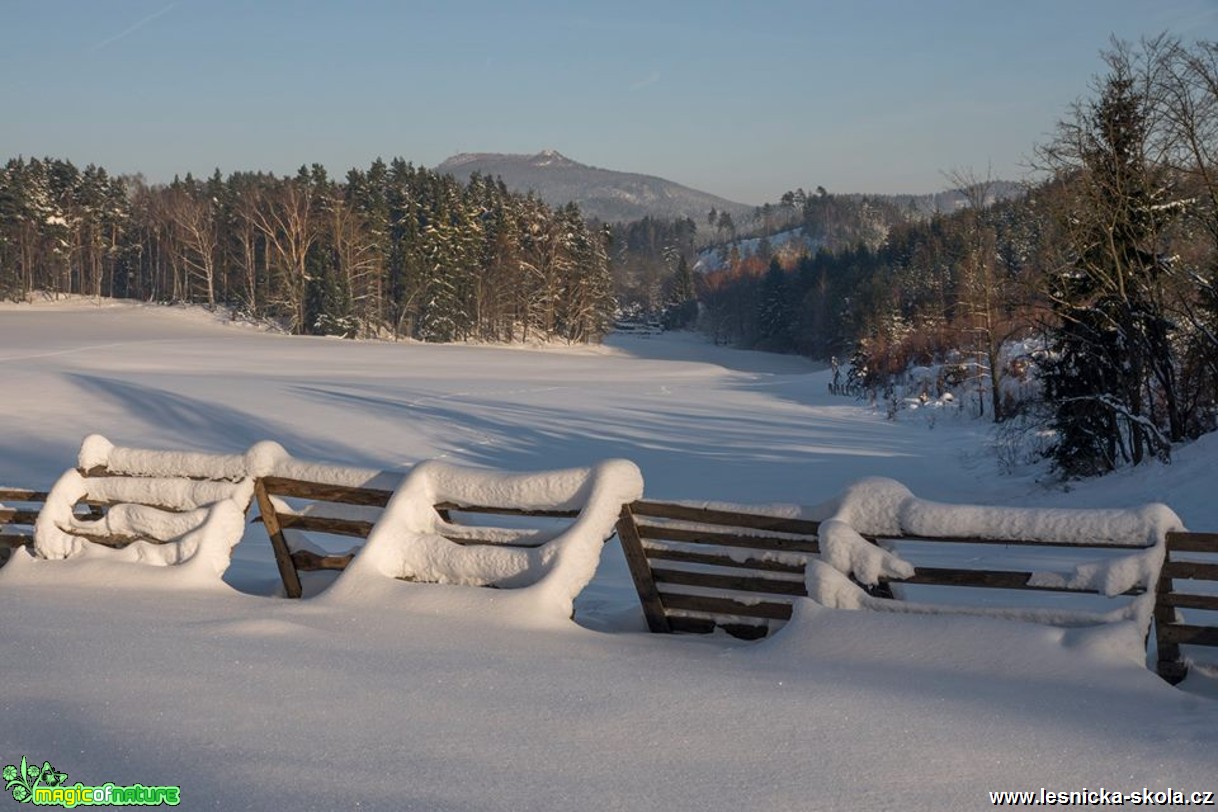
[{"left": 436, "top": 150, "right": 755, "bottom": 225}]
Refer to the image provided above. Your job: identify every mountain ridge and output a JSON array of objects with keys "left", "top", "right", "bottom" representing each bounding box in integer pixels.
[{"left": 435, "top": 150, "right": 755, "bottom": 225}]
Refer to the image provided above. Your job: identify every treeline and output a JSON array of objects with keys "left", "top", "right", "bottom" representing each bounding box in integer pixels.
[
  {"left": 693, "top": 37, "right": 1218, "bottom": 476},
  {"left": 608, "top": 215, "right": 698, "bottom": 314},
  {"left": 0, "top": 158, "right": 615, "bottom": 343}
]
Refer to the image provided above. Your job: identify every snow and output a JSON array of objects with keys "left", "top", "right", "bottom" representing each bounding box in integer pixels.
[
  {"left": 81, "top": 433, "right": 301, "bottom": 481},
  {"left": 799, "top": 476, "right": 1172, "bottom": 646},
  {"left": 0, "top": 300, "right": 1215, "bottom": 810},
  {"left": 692, "top": 227, "right": 816, "bottom": 273},
  {"left": 816, "top": 518, "right": 914, "bottom": 585},
  {"left": 22, "top": 456, "right": 254, "bottom": 579},
  {"left": 898, "top": 497, "right": 1181, "bottom": 548},
  {"left": 325, "top": 458, "right": 643, "bottom": 624}
]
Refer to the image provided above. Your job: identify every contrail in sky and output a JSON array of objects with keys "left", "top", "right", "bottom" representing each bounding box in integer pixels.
[
  {"left": 89, "top": 2, "right": 178, "bottom": 53},
  {"left": 630, "top": 71, "right": 660, "bottom": 91}
]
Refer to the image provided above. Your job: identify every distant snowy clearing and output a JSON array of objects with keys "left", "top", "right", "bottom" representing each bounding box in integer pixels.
[{"left": 0, "top": 301, "right": 1215, "bottom": 810}]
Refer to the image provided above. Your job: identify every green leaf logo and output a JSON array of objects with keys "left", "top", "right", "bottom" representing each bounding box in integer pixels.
[{"left": 3, "top": 756, "right": 67, "bottom": 804}]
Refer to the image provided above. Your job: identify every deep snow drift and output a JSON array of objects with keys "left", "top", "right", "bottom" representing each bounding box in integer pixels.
[{"left": 0, "top": 300, "right": 1215, "bottom": 811}]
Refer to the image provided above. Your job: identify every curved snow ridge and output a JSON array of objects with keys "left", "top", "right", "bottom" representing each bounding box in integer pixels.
[
  {"left": 23, "top": 434, "right": 275, "bottom": 582},
  {"left": 817, "top": 518, "right": 914, "bottom": 586},
  {"left": 79, "top": 433, "right": 399, "bottom": 489},
  {"left": 898, "top": 499, "right": 1183, "bottom": 547},
  {"left": 270, "top": 457, "right": 401, "bottom": 490},
  {"left": 809, "top": 477, "right": 917, "bottom": 586},
  {"left": 802, "top": 559, "right": 1154, "bottom": 631},
  {"left": 31, "top": 468, "right": 254, "bottom": 574},
  {"left": 325, "top": 458, "right": 644, "bottom": 623},
  {"left": 32, "top": 434, "right": 409, "bottom": 584},
  {"left": 799, "top": 477, "right": 1181, "bottom": 652},
  {"left": 79, "top": 434, "right": 290, "bottom": 480},
  {"left": 820, "top": 477, "right": 914, "bottom": 536}
]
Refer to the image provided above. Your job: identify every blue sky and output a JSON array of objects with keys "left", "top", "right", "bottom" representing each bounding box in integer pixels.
[{"left": 2, "top": 0, "right": 1216, "bottom": 204}]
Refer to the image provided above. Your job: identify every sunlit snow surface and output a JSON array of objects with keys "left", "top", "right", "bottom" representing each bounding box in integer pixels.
[{"left": 0, "top": 300, "right": 1214, "bottom": 811}]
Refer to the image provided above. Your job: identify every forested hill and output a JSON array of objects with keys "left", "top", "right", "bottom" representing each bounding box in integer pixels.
[
  {"left": 0, "top": 158, "right": 615, "bottom": 344},
  {"left": 683, "top": 39, "right": 1218, "bottom": 479},
  {"left": 436, "top": 150, "right": 755, "bottom": 225}
]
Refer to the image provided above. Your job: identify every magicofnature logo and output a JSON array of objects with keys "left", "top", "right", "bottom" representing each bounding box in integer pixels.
[
  {"left": 3, "top": 757, "right": 65, "bottom": 803},
  {"left": 3, "top": 756, "right": 179, "bottom": 807}
]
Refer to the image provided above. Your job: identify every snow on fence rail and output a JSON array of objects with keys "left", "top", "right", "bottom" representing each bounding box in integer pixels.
[
  {"left": 321, "top": 459, "right": 644, "bottom": 621},
  {"left": 257, "top": 459, "right": 644, "bottom": 626},
  {"left": 0, "top": 435, "right": 398, "bottom": 581},
  {"left": 616, "top": 478, "right": 1212, "bottom": 681},
  {"left": 23, "top": 436, "right": 258, "bottom": 577},
  {"left": 255, "top": 474, "right": 586, "bottom": 598}
]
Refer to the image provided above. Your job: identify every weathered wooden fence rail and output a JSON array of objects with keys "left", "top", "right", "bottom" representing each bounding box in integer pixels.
[
  {"left": 0, "top": 488, "right": 48, "bottom": 565},
  {"left": 616, "top": 500, "right": 820, "bottom": 639},
  {"left": 614, "top": 502, "right": 1166, "bottom": 641}
]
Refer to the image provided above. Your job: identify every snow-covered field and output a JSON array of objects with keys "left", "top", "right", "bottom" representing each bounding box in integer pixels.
[{"left": 1, "top": 300, "right": 1215, "bottom": 810}]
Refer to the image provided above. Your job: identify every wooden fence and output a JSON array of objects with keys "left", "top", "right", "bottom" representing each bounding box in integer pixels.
[
  {"left": 1154, "top": 531, "right": 1218, "bottom": 683},
  {"left": 615, "top": 501, "right": 1163, "bottom": 642},
  {"left": 0, "top": 488, "right": 47, "bottom": 565},
  {"left": 4, "top": 476, "right": 1218, "bottom": 684},
  {"left": 254, "top": 476, "right": 580, "bottom": 598}
]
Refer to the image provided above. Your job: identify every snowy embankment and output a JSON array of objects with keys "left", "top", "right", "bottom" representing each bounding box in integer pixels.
[{"left": 0, "top": 300, "right": 1215, "bottom": 811}]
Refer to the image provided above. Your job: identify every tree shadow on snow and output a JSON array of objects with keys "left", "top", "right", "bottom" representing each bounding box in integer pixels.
[
  {"left": 289, "top": 382, "right": 921, "bottom": 502},
  {"left": 65, "top": 373, "right": 383, "bottom": 468}
]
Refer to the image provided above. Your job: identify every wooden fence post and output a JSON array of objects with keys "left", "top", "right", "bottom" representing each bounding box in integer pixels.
[
  {"left": 254, "top": 478, "right": 303, "bottom": 599},
  {"left": 617, "top": 504, "right": 672, "bottom": 633}
]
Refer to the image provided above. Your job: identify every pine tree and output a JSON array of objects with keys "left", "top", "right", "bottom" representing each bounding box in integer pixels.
[
  {"left": 1039, "top": 60, "right": 1177, "bottom": 474},
  {"left": 756, "top": 257, "right": 795, "bottom": 351}
]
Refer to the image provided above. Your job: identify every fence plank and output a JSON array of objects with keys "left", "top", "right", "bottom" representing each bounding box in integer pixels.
[
  {"left": 1162, "top": 561, "right": 1218, "bottom": 581},
  {"left": 643, "top": 546, "right": 806, "bottom": 574},
  {"left": 656, "top": 590, "right": 794, "bottom": 621},
  {"left": 651, "top": 567, "right": 808, "bottom": 597},
  {"left": 0, "top": 489, "right": 48, "bottom": 502},
  {"left": 874, "top": 533, "right": 1151, "bottom": 551},
  {"left": 436, "top": 503, "right": 581, "bottom": 519},
  {"left": 1159, "top": 592, "right": 1218, "bottom": 611},
  {"left": 257, "top": 477, "right": 393, "bottom": 507},
  {"left": 1157, "top": 624, "right": 1218, "bottom": 647},
  {"left": 0, "top": 533, "right": 32, "bottom": 548},
  {"left": 275, "top": 513, "right": 374, "bottom": 539},
  {"left": 631, "top": 500, "right": 820, "bottom": 534},
  {"left": 667, "top": 615, "right": 770, "bottom": 640},
  {"left": 888, "top": 566, "right": 1145, "bottom": 595},
  {"left": 616, "top": 506, "right": 671, "bottom": 633},
  {"left": 290, "top": 549, "right": 355, "bottom": 571},
  {"left": 1166, "top": 532, "right": 1218, "bottom": 552},
  {"left": 636, "top": 523, "right": 819, "bottom": 554},
  {"left": 51, "top": 524, "right": 145, "bottom": 548},
  {"left": 1154, "top": 564, "right": 1185, "bottom": 684},
  {"left": 0, "top": 508, "right": 40, "bottom": 525},
  {"left": 255, "top": 479, "right": 302, "bottom": 599}
]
